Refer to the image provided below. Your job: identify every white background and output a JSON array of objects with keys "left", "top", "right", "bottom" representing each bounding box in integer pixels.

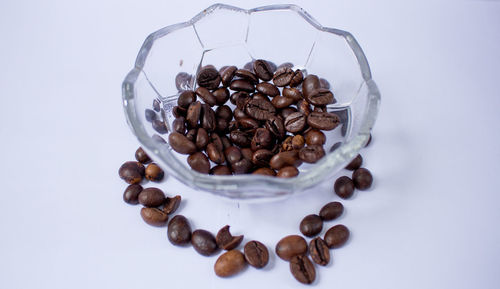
[{"left": 1, "top": 0, "right": 499, "bottom": 288}]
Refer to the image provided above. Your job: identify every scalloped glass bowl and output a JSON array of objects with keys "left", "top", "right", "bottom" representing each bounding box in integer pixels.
[{"left": 122, "top": 4, "right": 380, "bottom": 200}]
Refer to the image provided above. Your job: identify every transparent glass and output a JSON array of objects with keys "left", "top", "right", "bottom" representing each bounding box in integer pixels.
[{"left": 122, "top": 4, "right": 381, "bottom": 200}]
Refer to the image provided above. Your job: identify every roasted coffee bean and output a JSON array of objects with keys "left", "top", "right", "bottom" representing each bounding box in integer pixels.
[
  {"left": 319, "top": 78, "right": 330, "bottom": 89},
  {"left": 252, "top": 92, "right": 270, "bottom": 102},
  {"left": 138, "top": 187, "right": 165, "bottom": 207},
  {"left": 153, "top": 98, "right": 161, "bottom": 112},
  {"left": 319, "top": 201, "right": 344, "bottom": 221},
  {"left": 299, "top": 145, "right": 325, "bottom": 163},
  {"left": 216, "top": 225, "right": 244, "bottom": 251},
  {"left": 309, "top": 237, "right": 330, "bottom": 266},
  {"left": 145, "top": 163, "right": 164, "bottom": 182},
  {"left": 240, "top": 148, "right": 253, "bottom": 161},
  {"left": 290, "top": 255, "right": 316, "bottom": 284},
  {"left": 270, "top": 150, "right": 301, "bottom": 170},
  {"left": 172, "top": 106, "right": 186, "bottom": 118},
  {"left": 195, "top": 128, "right": 209, "bottom": 150},
  {"left": 235, "top": 69, "right": 258, "bottom": 84},
  {"left": 307, "top": 88, "right": 335, "bottom": 106},
  {"left": 211, "top": 165, "right": 232, "bottom": 175},
  {"left": 245, "top": 98, "right": 276, "bottom": 120},
  {"left": 283, "top": 87, "right": 303, "bottom": 102},
  {"left": 238, "top": 117, "right": 259, "bottom": 131},
  {"left": 352, "top": 168, "right": 373, "bottom": 190},
  {"left": 300, "top": 214, "right": 323, "bottom": 237},
  {"left": 197, "top": 66, "right": 221, "bottom": 90},
  {"left": 145, "top": 109, "right": 156, "bottom": 122},
  {"left": 252, "top": 149, "right": 273, "bottom": 167},
  {"left": 206, "top": 143, "right": 225, "bottom": 164},
  {"left": 346, "top": 154, "right": 363, "bottom": 170},
  {"left": 324, "top": 224, "right": 350, "bottom": 248},
  {"left": 152, "top": 119, "right": 168, "bottom": 134},
  {"left": 252, "top": 167, "right": 276, "bottom": 176},
  {"left": 307, "top": 112, "right": 340, "bottom": 130},
  {"left": 175, "top": 72, "right": 192, "bottom": 91},
  {"left": 282, "top": 136, "right": 294, "bottom": 151},
  {"left": 135, "top": 147, "right": 151, "bottom": 164},
  {"left": 215, "top": 105, "right": 233, "bottom": 121},
  {"left": 284, "top": 112, "right": 306, "bottom": 133},
  {"left": 265, "top": 116, "right": 285, "bottom": 139},
  {"left": 163, "top": 195, "right": 181, "bottom": 215},
  {"left": 230, "top": 79, "right": 255, "bottom": 93},
  {"left": 221, "top": 66, "right": 237, "bottom": 87},
  {"left": 230, "top": 130, "right": 251, "bottom": 148},
  {"left": 292, "top": 135, "right": 305, "bottom": 150},
  {"left": 256, "top": 82, "right": 280, "bottom": 97},
  {"left": 213, "top": 87, "right": 230, "bottom": 105},
  {"left": 140, "top": 207, "right": 168, "bottom": 227},
  {"left": 235, "top": 93, "right": 252, "bottom": 110},
  {"left": 272, "top": 96, "right": 295, "bottom": 109},
  {"left": 280, "top": 107, "right": 298, "bottom": 119},
  {"left": 178, "top": 90, "right": 196, "bottom": 108},
  {"left": 225, "top": 146, "right": 242, "bottom": 164},
  {"left": 123, "top": 184, "right": 142, "bottom": 205},
  {"left": 334, "top": 176, "right": 355, "bottom": 199},
  {"left": 214, "top": 250, "right": 246, "bottom": 277},
  {"left": 169, "top": 132, "right": 197, "bottom": 154},
  {"left": 275, "top": 235, "right": 307, "bottom": 261},
  {"left": 313, "top": 106, "right": 327, "bottom": 113},
  {"left": 251, "top": 128, "right": 273, "bottom": 151},
  {"left": 253, "top": 59, "right": 273, "bottom": 81},
  {"left": 210, "top": 133, "right": 224, "bottom": 152},
  {"left": 231, "top": 158, "right": 253, "bottom": 174},
  {"left": 186, "top": 101, "right": 202, "bottom": 128},
  {"left": 172, "top": 117, "right": 186, "bottom": 134},
  {"left": 187, "top": 152, "right": 210, "bottom": 174},
  {"left": 302, "top": 74, "right": 320, "bottom": 98},
  {"left": 195, "top": 87, "right": 217, "bottom": 107},
  {"left": 233, "top": 108, "right": 247, "bottom": 120},
  {"left": 305, "top": 129, "right": 326, "bottom": 145},
  {"left": 168, "top": 215, "right": 191, "bottom": 245},
  {"left": 272, "top": 67, "right": 294, "bottom": 87},
  {"left": 119, "top": 161, "right": 145, "bottom": 184},
  {"left": 191, "top": 229, "right": 218, "bottom": 256},
  {"left": 216, "top": 118, "right": 229, "bottom": 134},
  {"left": 244, "top": 241, "right": 269, "bottom": 268},
  {"left": 220, "top": 136, "right": 232, "bottom": 149},
  {"left": 201, "top": 104, "right": 216, "bottom": 132},
  {"left": 277, "top": 166, "right": 299, "bottom": 178},
  {"left": 290, "top": 69, "right": 304, "bottom": 87},
  {"left": 297, "top": 99, "right": 312, "bottom": 116}
]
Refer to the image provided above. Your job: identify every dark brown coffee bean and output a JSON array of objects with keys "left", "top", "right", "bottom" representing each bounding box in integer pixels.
[
  {"left": 292, "top": 135, "right": 305, "bottom": 150},
  {"left": 284, "top": 112, "right": 306, "bottom": 133},
  {"left": 319, "top": 78, "right": 330, "bottom": 89},
  {"left": 272, "top": 96, "right": 295, "bottom": 109},
  {"left": 290, "top": 255, "right": 316, "bottom": 284},
  {"left": 302, "top": 74, "right": 320, "bottom": 98},
  {"left": 300, "top": 214, "right": 323, "bottom": 237},
  {"left": 215, "top": 118, "right": 229, "bottom": 134},
  {"left": 210, "top": 133, "right": 224, "bottom": 152},
  {"left": 233, "top": 108, "right": 247, "bottom": 120},
  {"left": 231, "top": 158, "right": 253, "bottom": 174},
  {"left": 138, "top": 187, "right": 165, "bottom": 207},
  {"left": 220, "top": 136, "right": 232, "bottom": 149},
  {"left": 307, "top": 88, "right": 335, "bottom": 106},
  {"left": 275, "top": 235, "right": 307, "bottom": 261},
  {"left": 244, "top": 241, "right": 269, "bottom": 268},
  {"left": 230, "top": 79, "right": 255, "bottom": 93},
  {"left": 290, "top": 69, "right": 304, "bottom": 87},
  {"left": 195, "top": 87, "right": 217, "bottom": 107},
  {"left": 299, "top": 145, "right": 325, "bottom": 163},
  {"left": 240, "top": 148, "right": 253, "bottom": 160},
  {"left": 163, "top": 195, "right": 181, "bottom": 215},
  {"left": 237, "top": 117, "right": 259, "bottom": 131},
  {"left": 319, "top": 201, "right": 344, "bottom": 221},
  {"left": 252, "top": 149, "right": 273, "bottom": 167},
  {"left": 352, "top": 168, "right": 373, "bottom": 190},
  {"left": 253, "top": 59, "right": 273, "bottom": 81},
  {"left": 280, "top": 107, "right": 298, "bottom": 119},
  {"left": 135, "top": 147, "right": 151, "bottom": 164},
  {"left": 172, "top": 106, "right": 186, "bottom": 118},
  {"left": 309, "top": 237, "right": 330, "bottom": 266},
  {"left": 191, "top": 229, "right": 218, "bottom": 256},
  {"left": 225, "top": 146, "right": 242, "bottom": 164},
  {"left": 228, "top": 130, "right": 250, "bottom": 148},
  {"left": 252, "top": 92, "right": 270, "bottom": 102},
  {"left": 265, "top": 116, "right": 285, "bottom": 139},
  {"left": 252, "top": 167, "right": 276, "bottom": 176},
  {"left": 251, "top": 128, "right": 273, "bottom": 151},
  {"left": 200, "top": 104, "right": 216, "bottom": 132},
  {"left": 175, "top": 72, "right": 192, "bottom": 91},
  {"left": 235, "top": 69, "right": 258, "bottom": 84},
  {"left": 235, "top": 92, "right": 252, "bottom": 110},
  {"left": 272, "top": 67, "right": 294, "bottom": 87},
  {"left": 169, "top": 132, "right": 197, "bottom": 154},
  {"left": 186, "top": 101, "right": 202, "bottom": 128},
  {"left": 346, "top": 154, "right": 363, "bottom": 170},
  {"left": 213, "top": 88, "right": 230, "bottom": 105},
  {"left": 118, "top": 161, "right": 145, "bottom": 184},
  {"left": 145, "top": 109, "right": 156, "bottom": 122},
  {"left": 245, "top": 98, "right": 276, "bottom": 120},
  {"left": 216, "top": 225, "right": 244, "bottom": 251},
  {"left": 214, "top": 250, "right": 246, "bottom": 277},
  {"left": 215, "top": 105, "right": 233, "bottom": 121},
  {"left": 140, "top": 207, "right": 168, "bottom": 227},
  {"left": 221, "top": 65, "right": 237, "bottom": 87},
  {"left": 195, "top": 127, "right": 209, "bottom": 150},
  {"left": 153, "top": 98, "right": 161, "bottom": 112},
  {"left": 178, "top": 90, "right": 196, "bottom": 108},
  {"left": 172, "top": 117, "right": 186, "bottom": 134},
  {"left": 283, "top": 87, "right": 303, "bottom": 102},
  {"left": 305, "top": 129, "right": 326, "bottom": 145},
  {"left": 270, "top": 150, "right": 301, "bottom": 170},
  {"left": 297, "top": 99, "right": 312, "bottom": 116},
  {"left": 152, "top": 119, "right": 168, "bottom": 134},
  {"left": 256, "top": 82, "right": 280, "bottom": 97},
  {"left": 197, "top": 66, "right": 221, "bottom": 90},
  {"left": 167, "top": 215, "right": 191, "bottom": 245},
  {"left": 145, "top": 163, "right": 164, "bottom": 182},
  {"left": 243, "top": 61, "right": 255, "bottom": 71},
  {"left": 324, "top": 224, "right": 350, "bottom": 248},
  {"left": 187, "top": 152, "right": 210, "bottom": 174},
  {"left": 307, "top": 112, "right": 340, "bottom": 130},
  {"left": 211, "top": 165, "right": 232, "bottom": 175},
  {"left": 334, "top": 176, "right": 355, "bottom": 199},
  {"left": 123, "top": 184, "right": 142, "bottom": 205},
  {"left": 206, "top": 143, "right": 225, "bottom": 164},
  {"left": 277, "top": 166, "right": 299, "bottom": 178}
]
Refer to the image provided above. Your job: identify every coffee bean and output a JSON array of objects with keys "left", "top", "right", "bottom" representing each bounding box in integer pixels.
[
  {"left": 170, "top": 117, "right": 184, "bottom": 134},
  {"left": 265, "top": 116, "right": 285, "bottom": 139},
  {"left": 299, "top": 145, "right": 325, "bottom": 163},
  {"left": 283, "top": 87, "right": 303, "bottom": 102},
  {"left": 172, "top": 106, "right": 186, "bottom": 118},
  {"left": 210, "top": 133, "right": 224, "bottom": 152},
  {"left": 302, "top": 74, "right": 320, "bottom": 98},
  {"left": 297, "top": 99, "right": 312, "bottom": 116},
  {"left": 221, "top": 66, "right": 237, "bottom": 87},
  {"left": 272, "top": 67, "right": 294, "bottom": 87},
  {"left": 224, "top": 146, "right": 242, "bottom": 164},
  {"left": 145, "top": 163, "right": 164, "bottom": 182},
  {"left": 201, "top": 104, "right": 216, "bottom": 132},
  {"left": 252, "top": 167, "right": 276, "bottom": 176},
  {"left": 277, "top": 166, "right": 299, "bottom": 178},
  {"left": 245, "top": 98, "right": 276, "bottom": 120},
  {"left": 251, "top": 128, "right": 273, "bottom": 151},
  {"left": 290, "top": 69, "right": 304, "bottom": 87},
  {"left": 352, "top": 168, "right": 373, "bottom": 190},
  {"left": 237, "top": 117, "right": 259, "bottom": 131},
  {"left": 280, "top": 107, "right": 298, "bottom": 119},
  {"left": 195, "top": 87, "right": 217, "bottom": 107},
  {"left": 277, "top": 62, "right": 294, "bottom": 70},
  {"left": 243, "top": 61, "right": 254, "bottom": 71},
  {"left": 145, "top": 109, "right": 156, "bottom": 122},
  {"left": 187, "top": 152, "right": 210, "bottom": 174},
  {"left": 231, "top": 158, "right": 253, "bottom": 174},
  {"left": 251, "top": 149, "right": 273, "bottom": 167},
  {"left": 152, "top": 119, "right": 168, "bottom": 134},
  {"left": 186, "top": 101, "right": 202, "bottom": 128},
  {"left": 178, "top": 90, "right": 196, "bottom": 108},
  {"left": 140, "top": 207, "right": 168, "bottom": 227},
  {"left": 216, "top": 225, "right": 244, "bottom": 250},
  {"left": 214, "top": 250, "right": 246, "bottom": 277},
  {"left": 305, "top": 129, "right": 326, "bottom": 145},
  {"left": 270, "top": 150, "right": 301, "bottom": 170},
  {"left": 307, "top": 112, "right": 340, "bottom": 130},
  {"left": 309, "top": 237, "right": 330, "bottom": 266},
  {"left": 235, "top": 69, "right": 258, "bottom": 84},
  {"left": 252, "top": 92, "right": 270, "bottom": 103},
  {"left": 175, "top": 72, "right": 192, "bottom": 91},
  {"left": 119, "top": 161, "right": 145, "bottom": 184},
  {"left": 282, "top": 136, "right": 294, "bottom": 151},
  {"left": 300, "top": 214, "right": 323, "bottom": 237},
  {"left": 244, "top": 241, "right": 269, "bottom": 268},
  {"left": 292, "top": 135, "right": 305, "bottom": 150},
  {"left": 230, "top": 130, "right": 251, "bottom": 148},
  {"left": 206, "top": 143, "right": 225, "bottom": 164},
  {"left": 220, "top": 136, "right": 232, "bottom": 149},
  {"left": 324, "top": 224, "right": 349, "bottom": 248},
  {"left": 169, "top": 132, "right": 197, "bottom": 154},
  {"left": 334, "top": 176, "right": 355, "bottom": 199},
  {"left": 290, "top": 255, "right": 316, "bottom": 284},
  {"left": 241, "top": 148, "right": 253, "bottom": 161},
  {"left": 307, "top": 88, "right": 335, "bottom": 106},
  {"left": 168, "top": 215, "right": 191, "bottom": 245},
  {"left": 313, "top": 106, "right": 327, "bottom": 113},
  {"left": 253, "top": 59, "right": 273, "bottom": 81},
  {"left": 138, "top": 187, "right": 165, "bottom": 207},
  {"left": 123, "top": 184, "right": 142, "bottom": 205},
  {"left": 195, "top": 127, "right": 209, "bottom": 150},
  {"left": 213, "top": 88, "right": 230, "bottom": 105},
  {"left": 319, "top": 78, "right": 330, "bottom": 89},
  {"left": 272, "top": 96, "right": 295, "bottom": 109},
  {"left": 211, "top": 165, "right": 232, "bottom": 175},
  {"left": 197, "top": 66, "right": 221, "bottom": 90},
  {"left": 232, "top": 108, "right": 247, "bottom": 120},
  {"left": 215, "top": 118, "right": 228, "bottom": 134},
  {"left": 191, "top": 229, "right": 218, "bottom": 256},
  {"left": 230, "top": 79, "right": 255, "bottom": 93},
  {"left": 256, "top": 82, "right": 280, "bottom": 97},
  {"left": 235, "top": 92, "right": 252, "bottom": 110},
  {"left": 319, "top": 201, "right": 344, "bottom": 221},
  {"left": 135, "top": 147, "right": 151, "bottom": 164},
  {"left": 153, "top": 98, "right": 161, "bottom": 112},
  {"left": 346, "top": 154, "right": 363, "bottom": 170},
  {"left": 215, "top": 105, "right": 233, "bottom": 121},
  {"left": 275, "top": 235, "right": 307, "bottom": 261},
  {"left": 284, "top": 112, "right": 306, "bottom": 133},
  {"left": 163, "top": 195, "right": 181, "bottom": 215}
]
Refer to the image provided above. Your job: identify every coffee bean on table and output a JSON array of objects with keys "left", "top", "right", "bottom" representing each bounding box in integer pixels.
[
  {"left": 221, "top": 65, "right": 237, "bottom": 87},
  {"left": 272, "top": 67, "right": 294, "bottom": 87},
  {"left": 177, "top": 90, "right": 196, "bottom": 109},
  {"left": 277, "top": 166, "right": 299, "bottom": 178},
  {"left": 307, "top": 111, "right": 340, "bottom": 130},
  {"left": 168, "top": 132, "right": 196, "bottom": 155},
  {"left": 302, "top": 74, "right": 320, "bottom": 98},
  {"left": 299, "top": 145, "right": 326, "bottom": 163},
  {"left": 145, "top": 163, "right": 164, "bottom": 182},
  {"left": 187, "top": 152, "right": 211, "bottom": 174},
  {"left": 346, "top": 154, "right": 363, "bottom": 170},
  {"left": 245, "top": 98, "right": 276, "bottom": 120},
  {"left": 214, "top": 250, "right": 246, "bottom": 277},
  {"left": 284, "top": 112, "right": 306, "bottom": 133},
  {"left": 289, "top": 255, "right": 316, "bottom": 284},
  {"left": 213, "top": 87, "right": 230, "bottom": 105},
  {"left": 306, "top": 88, "right": 335, "bottom": 106},
  {"left": 195, "top": 127, "right": 209, "bottom": 150},
  {"left": 152, "top": 119, "right": 168, "bottom": 134},
  {"left": 140, "top": 207, "right": 168, "bottom": 227},
  {"left": 290, "top": 69, "right": 304, "bottom": 87},
  {"left": 211, "top": 165, "right": 232, "bottom": 175},
  {"left": 197, "top": 66, "right": 221, "bottom": 90},
  {"left": 145, "top": 109, "right": 156, "bottom": 122},
  {"left": 138, "top": 187, "right": 165, "bottom": 207},
  {"left": 252, "top": 167, "right": 276, "bottom": 176},
  {"left": 195, "top": 87, "right": 217, "bottom": 107},
  {"left": 305, "top": 129, "right": 326, "bottom": 145},
  {"left": 275, "top": 235, "right": 307, "bottom": 261},
  {"left": 244, "top": 240, "right": 269, "bottom": 268},
  {"left": 324, "top": 224, "right": 350, "bottom": 248},
  {"left": 319, "top": 201, "right": 344, "bottom": 221},
  {"left": 135, "top": 147, "right": 151, "bottom": 164},
  {"left": 300, "top": 214, "right": 323, "bottom": 237},
  {"left": 230, "top": 79, "right": 255, "bottom": 93},
  {"left": 163, "top": 195, "right": 181, "bottom": 215},
  {"left": 123, "top": 184, "right": 143, "bottom": 205},
  {"left": 334, "top": 176, "right": 355, "bottom": 199},
  {"left": 186, "top": 101, "right": 202, "bottom": 128},
  {"left": 352, "top": 168, "right": 373, "bottom": 190},
  {"left": 216, "top": 225, "right": 244, "bottom": 251},
  {"left": 256, "top": 82, "right": 280, "bottom": 97},
  {"left": 309, "top": 237, "right": 330, "bottom": 266},
  {"left": 253, "top": 59, "right": 273, "bottom": 81},
  {"left": 191, "top": 229, "right": 218, "bottom": 256},
  {"left": 167, "top": 215, "right": 191, "bottom": 245},
  {"left": 270, "top": 150, "right": 301, "bottom": 170},
  {"left": 206, "top": 143, "right": 225, "bottom": 164},
  {"left": 119, "top": 161, "right": 145, "bottom": 184}
]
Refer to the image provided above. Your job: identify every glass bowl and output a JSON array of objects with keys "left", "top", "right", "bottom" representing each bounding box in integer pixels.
[{"left": 122, "top": 3, "right": 380, "bottom": 200}]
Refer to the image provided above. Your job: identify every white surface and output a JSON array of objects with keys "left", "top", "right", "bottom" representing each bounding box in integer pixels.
[{"left": 1, "top": 0, "right": 499, "bottom": 288}]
